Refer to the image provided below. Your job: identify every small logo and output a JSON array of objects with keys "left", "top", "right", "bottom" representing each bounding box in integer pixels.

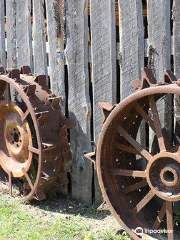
[
  {"left": 133, "top": 227, "right": 173, "bottom": 236},
  {"left": 134, "top": 227, "right": 143, "bottom": 236}
]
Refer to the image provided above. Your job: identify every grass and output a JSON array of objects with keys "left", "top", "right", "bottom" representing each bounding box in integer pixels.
[{"left": 0, "top": 194, "right": 131, "bottom": 240}]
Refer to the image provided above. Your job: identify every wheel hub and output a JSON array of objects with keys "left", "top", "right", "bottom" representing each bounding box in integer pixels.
[
  {"left": 0, "top": 103, "right": 32, "bottom": 177},
  {"left": 160, "top": 167, "right": 178, "bottom": 187},
  {"left": 147, "top": 152, "right": 180, "bottom": 202}
]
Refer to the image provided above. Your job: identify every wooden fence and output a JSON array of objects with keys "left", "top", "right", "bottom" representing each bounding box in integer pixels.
[{"left": 0, "top": 0, "right": 178, "bottom": 205}]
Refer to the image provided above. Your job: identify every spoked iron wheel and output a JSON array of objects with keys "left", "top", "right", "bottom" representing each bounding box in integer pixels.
[
  {"left": 0, "top": 66, "right": 72, "bottom": 202},
  {"left": 94, "top": 69, "right": 180, "bottom": 240}
]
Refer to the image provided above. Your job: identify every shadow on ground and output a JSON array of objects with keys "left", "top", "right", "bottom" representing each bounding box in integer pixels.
[{"left": 29, "top": 194, "right": 110, "bottom": 221}]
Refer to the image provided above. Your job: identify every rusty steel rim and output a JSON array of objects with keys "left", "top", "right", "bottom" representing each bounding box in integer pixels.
[
  {"left": 0, "top": 102, "right": 33, "bottom": 178},
  {"left": 95, "top": 69, "right": 180, "bottom": 240},
  {"left": 0, "top": 66, "right": 72, "bottom": 202}
]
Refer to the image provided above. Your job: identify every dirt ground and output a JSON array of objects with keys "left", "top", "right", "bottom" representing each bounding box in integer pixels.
[{"left": 29, "top": 195, "right": 121, "bottom": 234}]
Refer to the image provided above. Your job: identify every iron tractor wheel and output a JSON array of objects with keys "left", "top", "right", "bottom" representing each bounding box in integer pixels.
[
  {"left": 95, "top": 69, "right": 180, "bottom": 240},
  {"left": 0, "top": 66, "right": 72, "bottom": 202}
]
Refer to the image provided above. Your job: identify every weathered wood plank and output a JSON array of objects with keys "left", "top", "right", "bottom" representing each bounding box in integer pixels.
[
  {"left": 90, "top": 0, "right": 116, "bottom": 205},
  {"left": 174, "top": 0, "right": 180, "bottom": 78},
  {"left": 118, "top": 0, "right": 145, "bottom": 165},
  {"left": 118, "top": 1, "right": 145, "bottom": 183},
  {"left": 45, "top": 0, "right": 65, "bottom": 108},
  {"left": 91, "top": 0, "right": 117, "bottom": 142},
  {"left": 173, "top": 0, "right": 180, "bottom": 196},
  {"left": 6, "top": 0, "right": 17, "bottom": 68},
  {"left": 118, "top": 0, "right": 144, "bottom": 100},
  {"left": 65, "top": 0, "right": 92, "bottom": 204},
  {"left": 147, "top": 0, "right": 171, "bottom": 151},
  {"left": 16, "top": 0, "right": 32, "bottom": 68},
  {"left": 147, "top": 0, "right": 171, "bottom": 81},
  {"left": 0, "top": 0, "right": 6, "bottom": 67},
  {"left": 45, "top": 0, "right": 66, "bottom": 194},
  {"left": 33, "top": 0, "right": 48, "bottom": 76}
]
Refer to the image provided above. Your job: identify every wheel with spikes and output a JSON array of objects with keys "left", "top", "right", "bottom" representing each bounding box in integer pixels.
[
  {"left": 0, "top": 66, "right": 72, "bottom": 202},
  {"left": 91, "top": 68, "right": 180, "bottom": 240}
]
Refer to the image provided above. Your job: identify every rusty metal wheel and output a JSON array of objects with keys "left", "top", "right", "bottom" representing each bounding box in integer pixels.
[
  {"left": 0, "top": 66, "right": 72, "bottom": 202},
  {"left": 88, "top": 69, "right": 180, "bottom": 240}
]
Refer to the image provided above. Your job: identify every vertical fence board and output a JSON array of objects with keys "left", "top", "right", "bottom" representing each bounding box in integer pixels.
[
  {"left": 46, "top": 0, "right": 66, "bottom": 194},
  {"left": 0, "top": 0, "right": 6, "bottom": 67},
  {"left": 118, "top": 0, "right": 145, "bottom": 161},
  {"left": 90, "top": 0, "right": 117, "bottom": 143},
  {"left": 6, "top": 0, "right": 17, "bottom": 68},
  {"left": 33, "top": 0, "right": 48, "bottom": 76},
  {"left": 118, "top": 0, "right": 144, "bottom": 100},
  {"left": 65, "top": 0, "right": 92, "bottom": 204},
  {"left": 173, "top": 2, "right": 180, "bottom": 147},
  {"left": 90, "top": 0, "right": 116, "bottom": 205},
  {"left": 173, "top": 1, "right": 180, "bottom": 213},
  {"left": 147, "top": 0, "right": 171, "bottom": 149},
  {"left": 147, "top": 0, "right": 171, "bottom": 81},
  {"left": 16, "top": 0, "right": 32, "bottom": 68},
  {"left": 46, "top": 0, "right": 65, "bottom": 107},
  {"left": 174, "top": 0, "right": 180, "bottom": 78}
]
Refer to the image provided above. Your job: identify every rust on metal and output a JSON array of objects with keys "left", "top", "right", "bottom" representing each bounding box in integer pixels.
[
  {"left": 84, "top": 151, "right": 96, "bottom": 167},
  {"left": 164, "top": 69, "right": 177, "bottom": 84},
  {"left": 99, "top": 102, "right": 117, "bottom": 123},
  {"left": 0, "top": 66, "right": 72, "bottom": 202},
  {"left": 89, "top": 68, "right": 180, "bottom": 240}
]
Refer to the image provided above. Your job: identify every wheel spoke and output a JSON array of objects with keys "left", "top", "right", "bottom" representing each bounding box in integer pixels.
[
  {"left": 132, "top": 190, "right": 155, "bottom": 215},
  {"left": 166, "top": 201, "right": 174, "bottom": 240},
  {"left": 124, "top": 180, "right": 148, "bottom": 194},
  {"left": 134, "top": 102, "right": 155, "bottom": 131},
  {"left": 152, "top": 202, "right": 166, "bottom": 229},
  {"left": 0, "top": 83, "right": 11, "bottom": 105},
  {"left": 113, "top": 122, "right": 152, "bottom": 162},
  {"left": 115, "top": 143, "right": 140, "bottom": 155},
  {"left": 22, "top": 109, "right": 30, "bottom": 122},
  {"left": 0, "top": 82, "right": 7, "bottom": 100},
  {"left": 108, "top": 169, "right": 146, "bottom": 178},
  {"left": 8, "top": 172, "right": 12, "bottom": 196},
  {"left": 6, "top": 83, "right": 11, "bottom": 105},
  {"left": 149, "top": 97, "right": 166, "bottom": 152},
  {"left": 28, "top": 146, "right": 40, "bottom": 155},
  {"left": 22, "top": 168, "right": 34, "bottom": 190},
  {"left": 135, "top": 102, "right": 171, "bottom": 150}
]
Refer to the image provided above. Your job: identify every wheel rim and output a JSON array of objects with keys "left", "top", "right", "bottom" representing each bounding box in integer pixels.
[{"left": 97, "top": 85, "right": 180, "bottom": 240}]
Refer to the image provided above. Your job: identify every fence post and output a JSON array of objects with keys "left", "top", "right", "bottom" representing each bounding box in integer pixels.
[
  {"left": 0, "top": 0, "right": 6, "bottom": 68},
  {"left": 90, "top": 0, "right": 117, "bottom": 205},
  {"left": 65, "top": 0, "right": 93, "bottom": 204}
]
